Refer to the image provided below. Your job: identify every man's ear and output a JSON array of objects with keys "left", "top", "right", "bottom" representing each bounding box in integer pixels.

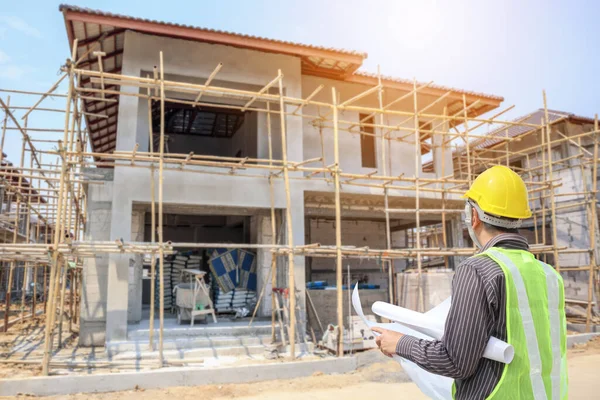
[{"left": 472, "top": 208, "right": 481, "bottom": 229}]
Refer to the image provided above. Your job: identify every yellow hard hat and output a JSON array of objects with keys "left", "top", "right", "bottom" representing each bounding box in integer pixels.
[{"left": 462, "top": 165, "right": 532, "bottom": 220}]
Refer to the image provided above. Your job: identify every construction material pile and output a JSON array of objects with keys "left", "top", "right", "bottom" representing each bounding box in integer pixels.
[
  {"left": 152, "top": 252, "right": 203, "bottom": 311},
  {"left": 209, "top": 248, "right": 257, "bottom": 314}
]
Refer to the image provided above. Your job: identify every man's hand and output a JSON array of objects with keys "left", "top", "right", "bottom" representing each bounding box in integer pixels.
[{"left": 371, "top": 327, "right": 404, "bottom": 358}]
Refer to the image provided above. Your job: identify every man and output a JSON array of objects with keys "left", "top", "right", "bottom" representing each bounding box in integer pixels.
[{"left": 373, "top": 165, "right": 568, "bottom": 399}]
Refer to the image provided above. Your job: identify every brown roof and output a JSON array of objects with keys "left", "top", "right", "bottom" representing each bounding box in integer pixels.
[{"left": 59, "top": 4, "right": 504, "bottom": 154}]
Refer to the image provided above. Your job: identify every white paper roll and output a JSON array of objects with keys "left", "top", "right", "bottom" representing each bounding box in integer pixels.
[{"left": 370, "top": 298, "right": 514, "bottom": 364}]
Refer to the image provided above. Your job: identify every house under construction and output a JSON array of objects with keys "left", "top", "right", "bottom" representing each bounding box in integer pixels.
[{"left": 0, "top": 4, "right": 598, "bottom": 379}]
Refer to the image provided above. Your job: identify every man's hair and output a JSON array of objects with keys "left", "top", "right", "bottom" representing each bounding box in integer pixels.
[{"left": 482, "top": 221, "right": 518, "bottom": 234}]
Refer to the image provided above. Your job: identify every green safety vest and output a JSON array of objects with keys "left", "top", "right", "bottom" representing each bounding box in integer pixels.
[{"left": 453, "top": 247, "right": 568, "bottom": 400}]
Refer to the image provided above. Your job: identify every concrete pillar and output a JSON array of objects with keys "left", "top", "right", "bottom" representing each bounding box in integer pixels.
[
  {"left": 79, "top": 169, "right": 114, "bottom": 346},
  {"left": 255, "top": 215, "right": 274, "bottom": 317},
  {"left": 128, "top": 211, "right": 145, "bottom": 323},
  {"left": 105, "top": 179, "right": 132, "bottom": 342},
  {"left": 105, "top": 43, "right": 140, "bottom": 341},
  {"left": 289, "top": 186, "right": 306, "bottom": 331}
]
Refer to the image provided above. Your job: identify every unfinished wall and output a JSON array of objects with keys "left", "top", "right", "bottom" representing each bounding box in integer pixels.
[
  {"left": 308, "top": 219, "right": 390, "bottom": 289},
  {"left": 397, "top": 270, "right": 454, "bottom": 312},
  {"left": 307, "top": 288, "right": 388, "bottom": 333},
  {"left": 301, "top": 75, "right": 454, "bottom": 179}
]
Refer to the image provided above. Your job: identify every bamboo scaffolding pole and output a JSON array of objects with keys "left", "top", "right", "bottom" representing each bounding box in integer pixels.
[
  {"left": 21, "top": 74, "right": 68, "bottom": 120},
  {"left": 57, "top": 92, "right": 80, "bottom": 348},
  {"left": 277, "top": 70, "right": 297, "bottom": 359},
  {"left": 3, "top": 133, "right": 27, "bottom": 332},
  {"left": 157, "top": 51, "right": 166, "bottom": 367},
  {"left": 20, "top": 132, "right": 33, "bottom": 324},
  {"left": 543, "top": 92, "right": 560, "bottom": 271},
  {"left": 331, "top": 87, "right": 344, "bottom": 356},
  {"left": 441, "top": 106, "right": 450, "bottom": 269},
  {"left": 376, "top": 68, "right": 394, "bottom": 305},
  {"left": 41, "top": 42, "right": 78, "bottom": 376},
  {"left": 586, "top": 115, "right": 599, "bottom": 331},
  {"left": 0, "top": 96, "right": 9, "bottom": 166},
  {"left": 412, "top": 80, "right": 424, "bottom": 312},
  {"left": 146, "top": 75, "right": 157, "bottom": 351}
]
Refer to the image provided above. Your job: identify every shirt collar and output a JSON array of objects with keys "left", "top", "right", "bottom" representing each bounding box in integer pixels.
[{"left": 479, "top": 232, "right": 530, "bottom": 253}]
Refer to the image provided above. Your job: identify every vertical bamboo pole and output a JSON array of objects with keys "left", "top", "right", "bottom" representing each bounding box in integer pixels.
[
  {"left": 42, "top": 40, "right": 77, "bottom": 376},
  {"left": 0, "top": 95, "right": 7, "bottom": 303},
  {"left": 32, "top": 154, "right": 42, "bottom": 318},
  {"left": 463, "top": 95, "right": 472, "bottom": 184},
  {"left": 158, "top": 52, "right": 166, "bottom": 367},
  {"left": 3, "top": 136, "right": 26, "bottom": 332},
  {"left": 586, "top": 116, "right": 599, "bottom": 331},
  {"left": 441, "top": 106, "right": 449, "bottom": 269},
  {"left": 68, "top": 269, "right": 74, "bottom": 332},
  {"left": 21, "top": 127, "right": 34, "bottom": 324},
  {"left": 505, "top": 129, "right": 510, "bottom": 166},
  {"left": 277, "top": 70, "right": 297, "bottom": 358},
  {"left": 0, "top": 96, "right": 9, "bottom": 166},
  {"left": 146, "top": 75, "right": 157, "bottom": 351},
  {"left": 413, "top": 81, "right": 424, "bottom": 312},
  {"left": 541, "top": 123, "right": 547, "bottom": 249},
  {"left": 331, "top": 88, "right": 344, "bottom": 355},
  {"left": 266, "top": 101, "right": 279, "bottom": 340},
  {"left": 58, "top": 91, "right": 79, "bottom": 348},
  {"left": 543, "top": 91, "right": 560, "bottom": 271},
  {"left": 378, "top": 69, "right": 394, "bottom": 305}
]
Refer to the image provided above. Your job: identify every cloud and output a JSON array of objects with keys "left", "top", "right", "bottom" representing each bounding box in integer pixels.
[
  {"left": 0, "top": 65, "right": 34, "bottom": 80},
  {"left": 0, "top": 16, "right": 42, "bottom": 38},
  {"left": 0, "top": 49, "right": 10, "bottom": 63},
  {"left": 0, "top": 50, "right": 34, "bottom": 81}
]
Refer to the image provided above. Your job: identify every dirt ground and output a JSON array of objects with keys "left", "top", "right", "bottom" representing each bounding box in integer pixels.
[{"left": 2, "top": 337, "right": 597, "bottom": 400}]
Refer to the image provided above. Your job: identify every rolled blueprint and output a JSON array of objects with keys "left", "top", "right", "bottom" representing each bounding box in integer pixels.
[
  {"left": 371, "top": 300, "right": 514, "bottom": 364},
  {"left": 352, "top": 285, "right": 453, "bottom": 400}
]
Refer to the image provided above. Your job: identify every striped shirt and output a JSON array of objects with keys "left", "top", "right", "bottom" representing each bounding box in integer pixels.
[{"left": 396, "top": 233, "right": 530, "bottom": 400}]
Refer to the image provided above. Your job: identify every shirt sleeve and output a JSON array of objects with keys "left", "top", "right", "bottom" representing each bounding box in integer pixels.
[{"left": 395, "top": 260, "right": 493, "bottom": 380}]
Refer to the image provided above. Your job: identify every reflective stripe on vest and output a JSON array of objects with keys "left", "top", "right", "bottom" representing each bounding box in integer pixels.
[
  {"left": 539, "top": 260, "right": 562, "bottom": 400},
  {"left": 487, "top": 250, "right": 547, "bottom": 400}
]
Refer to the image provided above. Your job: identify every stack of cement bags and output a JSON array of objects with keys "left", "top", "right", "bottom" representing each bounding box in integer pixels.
[{"left": 213, "top": 287, "right": 257, "bottom": 313}]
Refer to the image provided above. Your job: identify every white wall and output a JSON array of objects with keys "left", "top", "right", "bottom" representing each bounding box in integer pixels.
[
  {"left": 301, "top": 75, "right": 454, "bottom": 179},
  {"left": 308, "top": 219, "right": 390, "bottom": 289}
]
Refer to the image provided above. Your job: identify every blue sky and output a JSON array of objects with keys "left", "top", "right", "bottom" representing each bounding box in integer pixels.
[{"left": 1, "top": 0, "right": 599, "bottom": 162}]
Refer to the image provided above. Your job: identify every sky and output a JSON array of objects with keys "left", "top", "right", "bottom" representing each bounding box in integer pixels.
[{"left": 1, "top": 0, "right": 599, "bottom": 163}]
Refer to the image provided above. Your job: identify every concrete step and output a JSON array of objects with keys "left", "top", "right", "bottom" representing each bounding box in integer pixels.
[
  {"left": 127, "top": 322, "right": 273, "bottom": 340},
  {"left": 107, "top": 335, "right": 272, "bottom": 354},
  {"left": 108, "top": 343, "right": 270, "bottom": 359}
]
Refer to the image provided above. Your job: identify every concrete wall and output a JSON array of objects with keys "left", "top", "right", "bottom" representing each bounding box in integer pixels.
[
  {"left": 301, "top": 75, "right": 453, "bottom": 179},
  {"left": 397, "top": 270, "right": 454, "bottom": 312},
  {"left": 307, "top": 288, "right": 388, "bottom": 333},
  {"left": 308, "top": 219, "right": 390, "bottom": 289},
  {"left": 560, "top": 270, "right": 599, "bottom": 314}
]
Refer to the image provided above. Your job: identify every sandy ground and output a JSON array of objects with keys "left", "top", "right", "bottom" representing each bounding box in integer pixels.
[
  {"left": 2, "top": 319, "right": 600, "bottom": 399},
  {"left": 0, "top": 337, "right": 594, "bottom": 400}
]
